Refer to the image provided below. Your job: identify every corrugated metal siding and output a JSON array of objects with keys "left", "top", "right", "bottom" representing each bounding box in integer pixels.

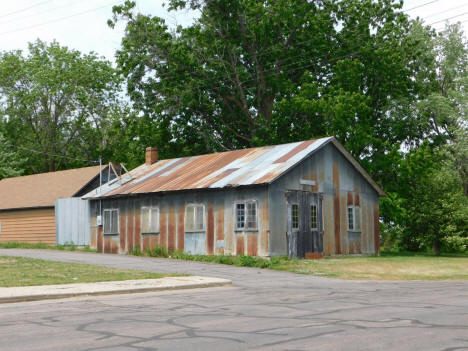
[
  {"left": 268, "top": 143, "right": 380, "bottom": 256},
  {"left": 89, "top": 187, "right": 270, "bottom": 256},
  {"left": 0, "top": 208, "right": 56, "bottom": 244},
  {"left": 55, "top": 198, "right": 90, "bottom": 246}
]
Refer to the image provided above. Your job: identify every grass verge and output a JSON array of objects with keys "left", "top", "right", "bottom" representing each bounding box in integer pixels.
[
  {"left": 0, "top": 241, "right": 97, "bottom": 252},
  {"left": 0, "top": 256, "right": 180, "bottom": 287},
  {"left": 131, "top": 246, "right": 468, "bottom": 280}
]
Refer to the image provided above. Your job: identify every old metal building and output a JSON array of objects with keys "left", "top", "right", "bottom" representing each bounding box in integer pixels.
[{"left": 84, "top": 137, "right": 385, "bottom": 258}]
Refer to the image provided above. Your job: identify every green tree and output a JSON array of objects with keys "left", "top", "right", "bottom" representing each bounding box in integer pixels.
[
  {"left": 0, "top": 132, "right": 24, "bottom": 179},
  {"left": 110, "top": 0, "right": 433, "bottom": 168},
  {"left": 0, "top": 40, "right": 122, "bottom": 173}
]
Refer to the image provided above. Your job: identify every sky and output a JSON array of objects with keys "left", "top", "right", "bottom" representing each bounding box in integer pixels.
[{"left": 0, "top": 0, "right": 466, "bottom": 65}]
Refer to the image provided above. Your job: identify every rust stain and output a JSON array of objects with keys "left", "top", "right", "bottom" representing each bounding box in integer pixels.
[
  {"left": 236, "top": 235, "right": 245, "bottom": 255},
  {"left": 247, "top": 234, "right": 258, "bottom": 256},
  {"left": 347, "top": 192, "right": 353, "bottom": 206},
  {"left": 357, "top": 238, "right": 362, "bottom": 254},
  {"left": 104, "top": 237, "right": 111, "bottom": 254},
  {"left": 97, "top": 226, "right": 103, "bottom": 253},
  {"left": 207, "top": 203, "right": 215, "bottom": 255},
  {"left": 143, "top": 235, "right": 150, "bottom": 252},
  {"left": 260, "top": 197, "right": 269, "bottom": 255},
  {"left": 120, "top": 207, "right": 126, "bottom": 251},
  {"left": 273, "top": 140, "right": 316, "bottom": 163},
  {"left": 361, "top": 202, "right": 368, "bottom": 253},
  {"left": 90, "top": 224, "right": 97, "bottom": 249},
  {"left": 305, "top": 252, "right": 323, "bottom": 259},
  {"left": 134, "top": 207, "right": 141, "bottom": 251},
  {"left": 177, "top": 205, "right": 184, "bottom": 250},
  {"left": 111, "top": 239, "right": 118, "bottom": 254},
  {"left": 127, "top": 203, "right": 134, "bottom": 252},
  {"left": 150, "top": 234, "right": 159, "bottom": 249},
  {"left": 203, "top": 168, "right": 239, "bottom": 187},
  {"left": 340, "top": 195, "right": 348, "bottom": 254},
  {"left": 354, "top": 193, "right": 360, "bottom": 206},
  {"left": 160, "top": 205, "right": 167, "bottom": 249},
  {"left": 374, "top": 204, "right": 380, "bottom": 254},
  {"left": 333, "top": 161, "right": 341, "bottom": 254},
  {"left": 216, "top": 202, "right": 224, "bottom": 255},
  {"left": 168, "top": 204, "right": 176, "bottom": 251}
]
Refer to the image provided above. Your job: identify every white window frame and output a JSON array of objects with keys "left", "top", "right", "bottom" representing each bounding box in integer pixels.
[
  {"left": 291, "top": 203, "right": 299, "bottom": 231},
  {"left": 347, "top": 206, "right": 361, "bottom": 232},
  {"left": 310, "top": 204, "right": 318, "bottom": 230},
  {"left": 103, "top": 209, "right": 119, "bottom": 235},
  {"left": 235, "top": 200, "right": 258, "bottom": 231},
  {"left": 185, "top": 203, "right": 206, "bottom": 232},
  {"left": 141, "top": 206, "right": 160, "bottom": 234}
]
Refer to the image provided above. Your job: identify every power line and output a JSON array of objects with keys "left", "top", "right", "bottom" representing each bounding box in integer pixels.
[
  {"left": 429, "top": 11, "right": 468, "bottom": 26},
  {"left": 0, "top": 0, "right": 54, "bottom": 19},
  {"left": 424, "top": 2, "right": 468, "bottom": 19},
  {"left": 0, "top": 2, "right": 120, "bottom": 37},
  {"left": 404, "top": 0, "right": 441, "bottom": 12}
]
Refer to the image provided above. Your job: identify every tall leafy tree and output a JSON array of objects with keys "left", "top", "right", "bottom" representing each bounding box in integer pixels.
[
  {"left": 0, "top": 40, "right": 122, "bottom": 173},
  {"left": 110, "top": 0, "right": 431, "bottom": 168},
  {"left": 0, "top": 132, "right": 24, "bottom": 179}
]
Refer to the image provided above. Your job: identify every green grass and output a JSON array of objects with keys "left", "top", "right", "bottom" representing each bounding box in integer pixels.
[
  {"left": 0, "top": 256, "right": 180, "bottom": 287},
  {"left": 0, "top": 241, "right": 97, "bottom": 252},
  {"left": 132, "top": 245, "right": 468, "bottom": 280}
]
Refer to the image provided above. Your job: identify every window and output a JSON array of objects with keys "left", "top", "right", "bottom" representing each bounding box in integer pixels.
[
  {"left": 291, "top": 204, "right": 299, "bottom": 230},
  {"left": 142, "top": 207, "right": 160, "bottom": 233},
  {"left": 236, "top": 201, "right": 257, "bottom": 230},
  {"left": 103, "top": 209, "right": 119, "bottom": 234},
  {"left": 347, "top": 206, "right": 361, "bottom": 232},
  {"left": 185, "top": 204, "right": 205, "bottom": 232},
  {"left": 310, "top": 205, "right": 318, "bottom": 230}
]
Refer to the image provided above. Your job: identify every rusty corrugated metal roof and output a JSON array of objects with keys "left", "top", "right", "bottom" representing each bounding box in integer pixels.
[
  {"left": 83, "top": 137, "right": 386, "bottom": 199},
  {"left": 0, "top": 166, "right": 102, "bottom": 210},
  {"left": 84, "top": 138, "right": 331, "bottom": 199}
]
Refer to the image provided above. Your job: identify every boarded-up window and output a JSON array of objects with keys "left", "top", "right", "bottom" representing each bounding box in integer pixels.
[
  {"left": 185, "top": 204, "right": 205, "bottom": 232},
  {"left": 347, "top": 206, "right": 361, "bottom": 232},
  {"left": 142, "top": 207, "right": 160, "bottom": 233},
  {"left": 103, "top": 209, "right": 119, "bottom": 234},
  {"left": 236, "top": 201, "right": 257, "bottom": 230}
]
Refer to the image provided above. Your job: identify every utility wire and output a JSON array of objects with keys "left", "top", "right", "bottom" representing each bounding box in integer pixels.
[
  {"left": 404, "top": 0, "right": 441, "bottom": 12},
  {"left": 429, "top": 11, "right": 468, "bottom": 25},
  {"left": 0, "top": 0, "right": 54, "bottom": 19},
  {"left": 0, "top": 2, "right": 120, "bottom": 37},
  {"left": 424, "top": 2, "right": 468, "bottom": 19}
]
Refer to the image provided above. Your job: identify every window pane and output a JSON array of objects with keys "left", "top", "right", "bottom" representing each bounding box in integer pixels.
[
  {"left": 348, "top": 207, "right": 354, "bottom": 230},
  {"left": 292, "top": 204, "right": 299, "bottom": 229},
  {"left": 310, "top": 205, "right": 317, "bottom": 229},
  {"left": 141, "top": 207, "right": 150, "bottom": 233},
  {"left": 111, "top": 209, "right": 118, "bottom": 234},
  {"left": 150, "top": 208, "right": 160, "bottom": 232},
  {"left": 185, "top": 205, "right": 195, "bottom": 231},
  {"left": 355, "top": 207, "right": 361, "bottom": 231},
  {"left": 246, "top": 202, "right": 257, "bottom": 229},
  {"left": 103, "top": 210, "right": 111, "bottom": 234},
  {"left": 195, "top": 205, "right": 204, "bottom": 230},
  {"left": 236, "top": 203, "right": 245, "bottom": 229}
]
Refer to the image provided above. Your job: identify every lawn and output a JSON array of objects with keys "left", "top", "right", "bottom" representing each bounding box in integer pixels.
[
  {"left": 0, "top": 256, "right": 178, "bottom": 287},
  {"left": 271, "top": 253, "right": 468, "bottom": 280}
]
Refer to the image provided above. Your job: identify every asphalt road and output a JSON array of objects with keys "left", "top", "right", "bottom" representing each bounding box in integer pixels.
[{"left": 0, "top": 249, "right": 467, "bottom": 351}]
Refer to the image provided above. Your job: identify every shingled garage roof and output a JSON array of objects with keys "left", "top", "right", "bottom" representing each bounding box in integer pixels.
[
  {"left": 0, "top": 166, "right": 102, "bottom": 211},
  {"left": 84, "top": 137, "right": 385, "bottom": 199}
]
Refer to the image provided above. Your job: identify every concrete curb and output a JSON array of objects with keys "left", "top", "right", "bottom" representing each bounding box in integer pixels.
[{"left": 0, "top": 276, "right": 232, "bottom": 304}]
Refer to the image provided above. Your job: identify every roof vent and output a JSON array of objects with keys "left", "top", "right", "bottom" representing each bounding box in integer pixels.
[{"left": 145, "top": 147, "right": 158, "bottom": 165}]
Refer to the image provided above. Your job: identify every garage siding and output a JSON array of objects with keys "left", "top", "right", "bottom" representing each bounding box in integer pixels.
[{"left": 0, "top": 208, "right": 56, "bottom": 244}]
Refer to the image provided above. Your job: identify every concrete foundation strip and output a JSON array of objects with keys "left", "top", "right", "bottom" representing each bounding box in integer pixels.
[{"left": 0, "top": 276, "right": 232, "bottom": 304}]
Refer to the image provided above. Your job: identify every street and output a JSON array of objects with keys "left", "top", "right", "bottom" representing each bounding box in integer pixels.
[{"left": 0, "top": 249, "right": 467, "bottom": 351}]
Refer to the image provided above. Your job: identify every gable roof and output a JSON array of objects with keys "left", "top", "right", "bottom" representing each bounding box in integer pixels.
[
  {"left": 84, "top": 137, "right": 385, "bottom": 199},
  {"left": 0, "top": 166, "right": 102, "bottom": 211}
]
